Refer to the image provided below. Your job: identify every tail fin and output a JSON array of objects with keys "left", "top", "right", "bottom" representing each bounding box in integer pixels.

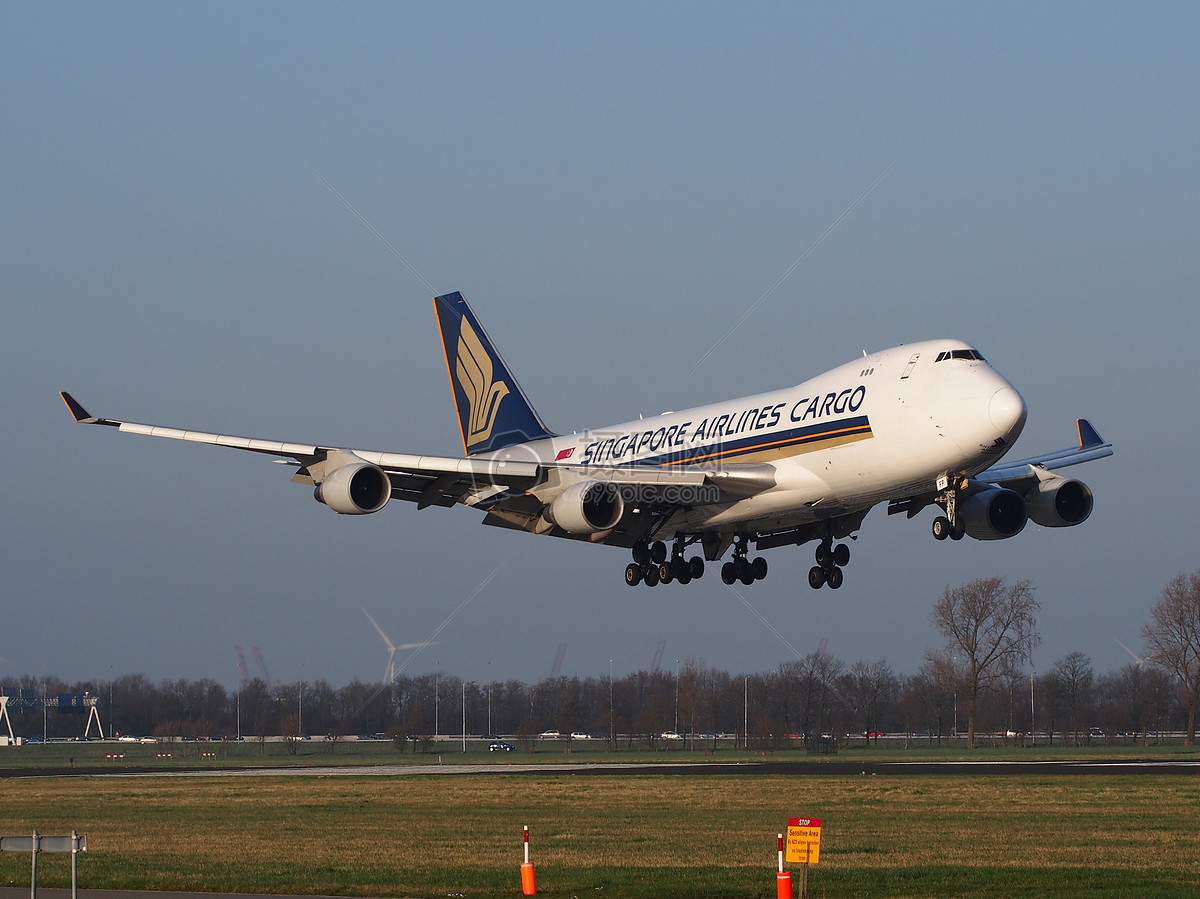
[{"left": 433, "top": 292, "right": 556, "bottom": 455}]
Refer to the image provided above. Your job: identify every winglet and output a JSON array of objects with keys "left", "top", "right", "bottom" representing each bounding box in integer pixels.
[
  {"left": 60, "top": 391, "right": 97, "bottom": 423},
  {"left": 1076, "top": 419, "right": 1104, "bottom": 449}
]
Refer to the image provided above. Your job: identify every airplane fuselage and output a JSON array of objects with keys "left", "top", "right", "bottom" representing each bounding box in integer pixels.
[{"left": 483, "top": 339, "right": 1027, "bottom": 537}]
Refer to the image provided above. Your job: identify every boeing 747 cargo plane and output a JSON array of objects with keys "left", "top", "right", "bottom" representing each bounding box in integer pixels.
[{"left": 61, "top": 292, "right": 1112, "bottom": 590}]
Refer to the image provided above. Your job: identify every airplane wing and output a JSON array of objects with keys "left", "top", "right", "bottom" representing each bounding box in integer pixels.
[
  {"left": 887, "top": 418, "right": 1112, "bottom": 521},
  {"left": 977, "top": 418, "right": 1113, "bottom": 489},
  {"left": 59, "top": 392, "right": 771, "bottom": 527},
  {"left": 59, "top": 392, "right": 544, "bottom": 510}
]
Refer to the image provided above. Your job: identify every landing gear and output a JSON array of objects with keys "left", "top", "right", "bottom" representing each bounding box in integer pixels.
[
  {"left": 932, "top": 486, "right": 966, "bottom": 541},
  {"left": 808, "top": 537, "right": 849, "bottom": 589},
  {"left": 626, "top": 538, "right": 705, "bottom": 587},
  {"left": 719, "top": 536, "right": 768, "bottom": 586}
]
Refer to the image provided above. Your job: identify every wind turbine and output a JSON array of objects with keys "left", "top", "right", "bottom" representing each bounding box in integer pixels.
[
  {"left": 363, "top": 608, "right": 399, "bottom": 687},
  {"left": 363, "top": 608, "right": 435, "bottom": 687},
  {"left": 1114, "top": 637, "right": 1158, "bottom": 670}
]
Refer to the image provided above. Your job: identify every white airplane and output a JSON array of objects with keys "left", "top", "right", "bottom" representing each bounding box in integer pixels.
[{"left": 61, "top": 291, "right": 1112, "bottom": 590}]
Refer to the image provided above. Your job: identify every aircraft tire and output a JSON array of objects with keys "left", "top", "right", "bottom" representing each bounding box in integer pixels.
[
  {"left": 932, "top": 516, "right": 952, "bottom": 540},
  {"left": 689, "top": 556, "right": 705, "bottom": 579},
  {"left": 827, "top": 567, "right": 844, "bottom": 589},
  {"left": 643, "top": 565, "right": 660, "bottom": 587},
  {"left": 751, "top": 557, "right": 768, "bottom": 580},
  {"left": 632, "top": 543, "right": 650, "bottom": 566},
  {"left": 658, "top": 562, "right": 673, "bottom": 584},
  {"left": 815, "top": 543, "right": 833, "bottom": 567},
  {"left": 951, "top": 519, "right": 966, "bottom": 540},
  {"left": 650, "top": 541, "right": 668, "bottom": 564},
  {"left": 808, "top": 566, "right": 827, "bottom": 589},
  {"left": 676, "top": 570, "right": 692, "bottom": 585},
  {"left": 625, "top": 563, "right": 643, "bottom": 587},
  {"left": 833, "top": 543, "right": 850, "bottom": 567},
  {"left": 721, "top": 561, "right": 737, "bottom": 585}
]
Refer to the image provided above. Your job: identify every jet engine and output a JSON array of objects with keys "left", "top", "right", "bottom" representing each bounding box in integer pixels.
[
  {"left": 314, "top": 462, "right": 391, "bottom": 514},
  {"left": 544, "top": 480, "right": 625, "bottom": 535},
  {"left": 959, "top": 486, "right": 1027, "bottom": 540},
  {"left": 1024, "top": 476, "right": 1093, "bottom": 528}
]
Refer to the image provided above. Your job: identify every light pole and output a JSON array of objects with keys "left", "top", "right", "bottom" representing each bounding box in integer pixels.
[
  {"left": 744, "top": 676, "right": 749, "bottom": 750},
  {"left": 609, "top": 658, "right": 614, "bottom": 751},
  {"left": 1030, "top": 669, "right": 1036, "bottom": 746},
  {"left": 674, "top": 659, "right": 679, "bottom": 737}
]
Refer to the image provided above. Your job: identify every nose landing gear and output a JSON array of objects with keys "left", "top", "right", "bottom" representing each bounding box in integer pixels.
[{"left": 932, "top": 482, "right": 967, "bottom": 541}]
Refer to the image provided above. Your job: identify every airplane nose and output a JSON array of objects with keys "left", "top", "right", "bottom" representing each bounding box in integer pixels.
[{"left": 989, "top": 386, "right": 1027, "bottom": 440}]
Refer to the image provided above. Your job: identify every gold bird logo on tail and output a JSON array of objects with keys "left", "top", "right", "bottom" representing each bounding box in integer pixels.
[{"left": 456, "top": 316, "right": 510, "bottom": 447}]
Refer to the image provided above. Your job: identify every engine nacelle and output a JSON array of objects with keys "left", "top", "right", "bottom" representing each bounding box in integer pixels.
[
  {"left": 959, "top": 486, "right": 1027, "bottom": 540},
  {"left": 314, "top": 462, "right": 391, "bottom": 515},
  {"left": 1025, "top": 476, "right": 1093, "bottom": 528},
  {"left": 544, "top": 480, "right": 624, "bottom": 535}
]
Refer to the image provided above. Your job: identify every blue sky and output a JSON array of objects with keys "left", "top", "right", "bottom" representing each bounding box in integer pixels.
[{"left": 3, "top": 3, "right": 1197, "bottom": 690}]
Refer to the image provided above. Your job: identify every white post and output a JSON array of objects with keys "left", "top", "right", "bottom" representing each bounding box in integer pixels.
[
  {"left": 30, "top": 831, "right": 39, "bottom": 899},
  {"left": 71, "top": 831, "right": 79, "bottom": 899}
]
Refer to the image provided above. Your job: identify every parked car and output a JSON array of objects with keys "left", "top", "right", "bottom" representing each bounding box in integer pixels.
[
  {"left": 539, "top": 729, "right": 560, "bottom": 739},
  {"left": 570, "top": 732, "right": 591, "bottom": 740},
  {"left": 489, "top": 740, "right": 515, "bottom": 752}
]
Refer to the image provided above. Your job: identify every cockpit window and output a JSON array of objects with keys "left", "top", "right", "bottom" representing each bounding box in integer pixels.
[{"left": 936, "top": 349, "right": 985, "bottom": 363}]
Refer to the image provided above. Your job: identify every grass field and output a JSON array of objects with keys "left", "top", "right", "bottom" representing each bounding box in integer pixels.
[{"left": 3, "top": 754, "right": 1200, "bottom": 898}]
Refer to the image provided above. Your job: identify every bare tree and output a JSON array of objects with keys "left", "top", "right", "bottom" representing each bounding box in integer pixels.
[
  {"left": 930, "top": 576, "right": 1040, "bottom": 748},
  {"left": 849, "top": 659, "right": 896, "bottom": 744},
  {"left": 1053, "top": 651, "right": 1095, "bottom": 746},
  {"left": 1142, "top": 570, "right": 1200, "bottom": 746}
]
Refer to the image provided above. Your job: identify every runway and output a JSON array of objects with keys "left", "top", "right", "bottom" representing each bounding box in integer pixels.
[{"left": 4, "top": 759, "right": 1200, "bottom": 778}]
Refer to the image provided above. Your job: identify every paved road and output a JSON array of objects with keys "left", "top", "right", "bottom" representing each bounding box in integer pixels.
[{"left": 4, "top": 759, "right": 1200, "bottom": 778}]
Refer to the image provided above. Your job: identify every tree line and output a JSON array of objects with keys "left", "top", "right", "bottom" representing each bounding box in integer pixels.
[{"left": 5, "top": 571, "right": 1199, "bottom": 748}]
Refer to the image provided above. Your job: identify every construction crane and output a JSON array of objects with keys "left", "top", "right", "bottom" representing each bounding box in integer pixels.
[
  {"left": 251, "top": 646, "right": 280, "bottom": 695},
  {"left": 651, "top": 639, "right": 667, "bottom": 671},
  {"left": 233, "top": 645, "right": 251, "bottom": 687},
  {"left": 548, "top": 643, "right": 566, "bottom": 679}
]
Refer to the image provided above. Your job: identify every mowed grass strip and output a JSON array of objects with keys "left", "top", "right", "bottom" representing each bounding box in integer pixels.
[{"left": 2, "top": 774, "right": 1198, "bottom": 898}]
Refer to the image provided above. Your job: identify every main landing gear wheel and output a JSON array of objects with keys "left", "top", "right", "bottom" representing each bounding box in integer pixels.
[
  {"left": 721, "top": 554, "right": 767, "bottom": 586},
  {"left": 809, "top": 539, "right": 849, "bottom": 589},
  {"left": 627, "top": 540, "right": 707, "bottom": 587}
]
